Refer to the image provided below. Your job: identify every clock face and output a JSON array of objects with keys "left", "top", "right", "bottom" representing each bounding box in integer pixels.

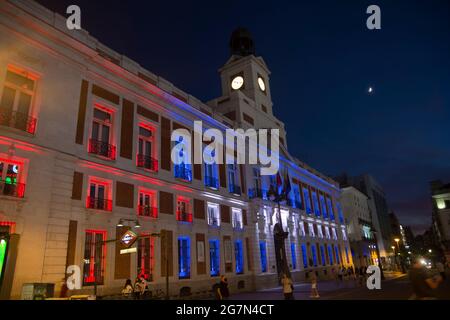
[
  {"left": 231, "top": 76, "right": 244, "bottom": 90},
  {"left": 258, "top": 77, "right": 266, "bottom": 92}
]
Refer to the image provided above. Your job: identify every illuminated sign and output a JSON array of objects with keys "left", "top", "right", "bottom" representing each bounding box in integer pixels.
[
  {"left": 120, "top": 248, "right": 137, "bottom": 255},
  {"left": 120, "top": 230, "right": 138, "bottom": 248}
]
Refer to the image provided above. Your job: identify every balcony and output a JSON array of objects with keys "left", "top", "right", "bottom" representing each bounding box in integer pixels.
[
  {"left": 0, "top": 109, "right": 37, "bottom": 134},
  {"left": 0, "top": 181, "right": 25, "bottom": 198},
  {"left": 248, "top": 188, "right": 266, "bottom": 200},
  {"left": 174, "top": 165, "right": 192, "bottom": 181},
  {"left": 229, "top": 184, "right": 241, "bottom": 196},
  {"left": 88, "top": 139, "right": 116, "bottom": 160},
  {"left": 204, "top": 176, "right": 219, "bottom": 190},
  {"left": 138, "top": 205, "right": 158, "bottom": 218},
  {"left": 87, "top": 197, "right": 112, "bottom": 211},
  {"left": 137, "top": 154, "right": 158, "bottom": 172},
  {"left": 177, "top": 211, "right": 193, "bottom": 223}
]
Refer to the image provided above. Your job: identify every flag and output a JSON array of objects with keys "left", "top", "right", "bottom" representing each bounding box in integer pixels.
[{"left": 284, "top": 171, "right": 291, "bottom": 198}]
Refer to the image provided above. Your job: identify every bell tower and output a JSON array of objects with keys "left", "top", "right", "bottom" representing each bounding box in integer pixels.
[{"left": 219, "top": 28, "right": 274, "bottom": 116}]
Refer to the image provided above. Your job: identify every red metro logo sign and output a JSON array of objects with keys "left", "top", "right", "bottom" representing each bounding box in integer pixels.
[{"left": 120, "top": 230, "right": 138, "bottom": 248}]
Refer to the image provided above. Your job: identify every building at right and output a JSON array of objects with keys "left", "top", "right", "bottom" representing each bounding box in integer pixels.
[{"left": 430, "top": 180, "right": 450, "bottom": 255}]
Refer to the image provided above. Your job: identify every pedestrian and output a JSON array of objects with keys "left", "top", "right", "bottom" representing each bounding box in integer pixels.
[
  {"left": 122, "top": 279, "right": 133, "bottom": 298},
  {"left": 217, "top": 275, "right": 230, "bottom": 300},
  {"left": 281, "top": 274, "right": 294, "bottom": 300},
  {"left": 309, "top": 271, "right": 320, "bottom": 299},
  {"left": 139, "top": 275, "right": 149, "bottom": 299},
  {"left": 409, "top": 257, "right": 443, "bottom": 300},
  {"left": 133, "top": 277, "right": 144, "bottom": 300}
]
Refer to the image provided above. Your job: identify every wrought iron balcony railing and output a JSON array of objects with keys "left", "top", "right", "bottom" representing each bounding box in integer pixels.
[
  {"left": 204, "top": 176, "right": 219, "bottom": 189},
  {"left": 137, "top": 154, "right": 158, "bottom": 172},
  {"left": 87, "top": 196, "right": 112, "bottom": 211},
  {"left": 0, "top": 109, "right": 37, "bottom": 134},
  {"left": 174, "top": 165, "right": 192, "bottom": 181},
  {"left": 88, "top": 139, "right": 116, "bottom": 160},
  {"left": 177, "top": 211, "right": 193, "bottom": 223},
  {"left": 229, "top": 184, "right": 241, "bottom": 196},
  {"left": 0, "top": 181, "right": 25, "bottom": 198},
  {"left": 138, "top": 205, "right": 158, "bottom": 218}
]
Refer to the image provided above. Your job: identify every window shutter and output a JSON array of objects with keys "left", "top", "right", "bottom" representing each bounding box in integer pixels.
[
  {"left": 71, "top": 172, "right": 83, "bottom": 200},
  {"left": 120, "top": 99, "right": 135, "bottom": 159},
  {"left": 220, "top": 205, "right": 230, "bottom": 224},
  {"left": 245, "top": 237, "right": 253, "bottom": 271},
  {"left": 115, "top": 182, "right": 134, "bottom": 208},
  {"left": 75, "top": 80, "right": 89, "bottom": 145},
  {"left": 223, "top": 236, "right": 232, "bottom": 273},
  {"left": 196, "top": 233, "right": 206, "bottom": 275},
  {"left": 92, "top": 84, "right": 120, "bottom": 105},
  {"left": 115, "top": 226, "right": 131, "bottom": 279},
  {"left": 193, "top": 199, "right": 205, "bottom": 220},
  {"left": 240, "top": 164, "right": 246, "bottom": 195},
  {"left": 161, "top": 230, "right": 173, "bottom": 277},
  {"left": 161, "top": 117, "right": 171, "bottom": 171},
  {"left": 137, "top": 105, "right": 159, "bottom": 123},
  {"left": 159, "top": 191, "right": 174, "bottom": 215},
  {"left": 65, "top": 221, "right": 78, "bottom": 269},
  {"left": 243, "top": 209, "right": 248, "bottom": 226}
]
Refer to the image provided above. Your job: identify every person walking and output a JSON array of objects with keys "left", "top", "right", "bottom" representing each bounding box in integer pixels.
[
  {"left": 133, "top": 277, "right": 144, "bottom": 300},
  {"left": 122, "top": 279, "right": 133, "bottom": 298},
  {"left": 409, "top": 257, "right": 443, "bottom": 300},
  {"left": 309, "top": 271, "right": 320, "bottom": 299},
  {"left": 217, "top": 275, "right": 230, "bottom": 300},
  {"left": 281, "top": 274, "right": 294, "bottom": 300}
]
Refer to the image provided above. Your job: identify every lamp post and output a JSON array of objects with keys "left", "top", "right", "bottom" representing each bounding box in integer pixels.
[
  {"left": 268, "top": 184, "right": 290, "bottom": 280},
  {"left": 372, "top": 230, "right": 385, "bottom": 280}
]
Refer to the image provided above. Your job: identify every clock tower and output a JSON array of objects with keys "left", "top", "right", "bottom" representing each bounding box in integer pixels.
[{"left": 218, "top": 28, "right": 274, "bottom": 116}]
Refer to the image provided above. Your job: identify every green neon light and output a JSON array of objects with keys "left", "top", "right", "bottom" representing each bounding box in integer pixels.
[{"left": 0, "top": 239, "right": 7, "bottom": 279}]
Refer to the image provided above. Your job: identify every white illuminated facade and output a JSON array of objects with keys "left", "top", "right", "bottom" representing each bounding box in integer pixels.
[{"left": 0, "top": 0, "right": 352, "bottom": 299}]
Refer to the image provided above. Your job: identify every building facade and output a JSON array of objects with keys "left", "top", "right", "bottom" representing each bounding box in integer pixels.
[
  {"left": 0, "top": 0, "right": 351, "bottom": 299},
  {"left": 430, "top": 180, "right": 450, "bottom": 255},
  {"left": 340, "top": 186, "right": 377, "bottom": 268}
]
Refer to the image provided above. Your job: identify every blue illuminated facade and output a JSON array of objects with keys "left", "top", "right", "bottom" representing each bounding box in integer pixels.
[
  {"left": 235, "top": 240, "right": 244, "bottom": 274},
  {"left": 209, "top": 239, "right": 220, "bottom": 277},
  {"left": 259, "top": 241, "right": 268, "bottom": 273},
  {"left": 178, "top": 237, "right": 190, "bottom": 279}
]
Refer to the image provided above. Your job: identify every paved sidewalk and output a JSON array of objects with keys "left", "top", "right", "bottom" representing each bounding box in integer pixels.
[{"left": 230, "top": 272, "right": 409, "bottom": 300}]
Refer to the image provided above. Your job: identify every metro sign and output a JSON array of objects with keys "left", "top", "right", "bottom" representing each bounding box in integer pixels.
[{"left": 120, "top": 230, "right": 138, "bottom": 248}]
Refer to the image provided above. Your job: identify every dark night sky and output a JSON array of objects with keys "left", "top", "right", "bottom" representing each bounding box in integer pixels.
[{"left": 36, "top": 0, "right": 450, "bottom": 235}]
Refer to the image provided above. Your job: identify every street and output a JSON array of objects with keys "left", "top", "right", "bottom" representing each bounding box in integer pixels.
[{"left": 230, "top": 273, "right": 415, "bottom": 300}]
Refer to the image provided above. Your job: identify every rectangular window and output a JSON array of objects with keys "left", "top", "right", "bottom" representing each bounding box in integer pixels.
[
  {"left": 341, "top": 227, "right": 347, "bottom": 241},
  {"left": 312, "top": 191, "right": 321, "bottom": 217},
  {"left": 259, "top": 241, "right": 267, "bottom": 273},
  {"left": 89, "top": 107, "right": 116, "bottom": 160},
  {"left": 317, "top": 225, "right": 324, "bottom": 238},
  {"left": 178, "top": 236, "right": 190, "bottom": 279},
  {"left": 311, "top": 245, "right": 318, "bottom": 267},
  {"left": 0, "top": 160, "right": 25, "bottom": 198},
  {"left": 290, "top": 243, "right": 297, "bottom": 270},
  {"left": 334, "top": 245, "right": 341, "bottom": 265},
  {"left": 303, "top": 188, "right": 312, "bottom": 214},
  {"left": 209, "top": 239, "right": 220, "bottom": 277},
  {"left": 138, "top": 190, "right": 157, "bottom": 218},
  {"left": 320, "top": 245, "right": 326, "bottom": 266},
  {"left": 137, "top": 236, "right": 155, "bottom": 281},
  {"left": 337, "top": 202, "right": 344, "bottom": 224},
  {"left": 332, "top": 228, "right": 338, "bottom": 240},
  {"left": 177, "top": 197, "right": 192, "bottom": 223},
  {"left": 299, "top": 221, "right": 306, "bottom": 237},
  {"left": 173, "top": 137, "right": 192, "bottom": 181},
  {"left": 83, "top": 230, "right": 106, "bottom": 286},
  {"left": 301, "top": 244, "right": 308, "bottom": 268},
  {"left": 228, "top": 164, "right": 241, "bottom": 195},
  {"left": 137, "top": 125, "right": 158, "bottom": 171},
  {"left": 320, "top": 195, "right": 328, "bottom": 219},
  {"left": 235, "top": 240, "right": 244, "bottom": 274},
  {"left": 232, "top": 208, "right": 243, "bottom": 230},
  {"left": 328, "top": 245, "right": 334, "bottom": 265},
  {"left": 0, "top": 67, "right": 38, "bottom": 134},
  {"left": 325, "top": 226, "right": 331, "bottom": 239},
  {"left": 293, "top": 187, "right": 302, "bottom": 209},
  {"left": 308, "top": 223, "right": 315, "bottom": 237},
  {"left": 87, "top": 179, "right": 112, "bottom": 211},
  {"left": 327, "top": 198, "right": 335, "bottom": 221},
  {"left": 249, "top": 167, "right": 262, "bottom": 199},
  {"left": 207, "top": 203, "right": 220, "bottom": 227},
  {"left": 204, "top": 163, "right": 219, "bottom": 190}
]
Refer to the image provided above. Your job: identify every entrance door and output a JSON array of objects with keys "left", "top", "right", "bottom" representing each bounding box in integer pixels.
[{"left": 0, "top": 228, "right": 9, "bottom": 288}]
